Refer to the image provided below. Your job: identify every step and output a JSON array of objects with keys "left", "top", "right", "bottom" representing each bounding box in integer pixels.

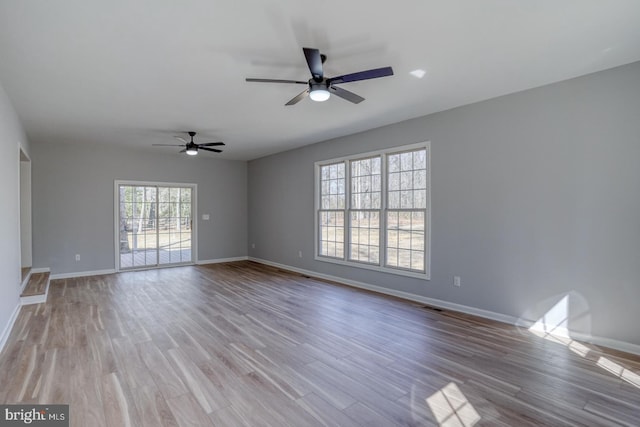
[
  {"left": 20, "top": 270, "right": 50, "bottom": 305},
  {"left": 21, "top": 267, "right": 31, "bottom": 284}
]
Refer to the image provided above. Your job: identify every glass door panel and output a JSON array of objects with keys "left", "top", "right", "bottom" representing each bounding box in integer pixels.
[{"left": 118, "top": 183, "right": 194, "bottom": 270}]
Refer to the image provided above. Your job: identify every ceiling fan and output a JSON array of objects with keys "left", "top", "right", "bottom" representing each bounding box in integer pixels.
[
  {"left": 152, "top": 131, "right": 225, "bottom": 156},
  {"left": 246, "top": 47, "right": 394, "bottom": 105}
]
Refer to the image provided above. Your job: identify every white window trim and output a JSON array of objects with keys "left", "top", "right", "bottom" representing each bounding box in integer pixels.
[{"left": 314, "top": 141, "right": 431, "bottom": 280}]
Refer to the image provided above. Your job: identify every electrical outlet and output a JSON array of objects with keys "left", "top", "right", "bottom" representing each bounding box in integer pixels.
[
  {"left": 298, "top": 250, "right": 303, "bottom": 258},
  {"left": 453, "top": 276, "right": 461, "bottom": 287},
  {"left": 75, "top": 254, "right": 81, "bottom": 262},
  {"left": 251, "top": 243, "right": 255, "bottom": 249}
]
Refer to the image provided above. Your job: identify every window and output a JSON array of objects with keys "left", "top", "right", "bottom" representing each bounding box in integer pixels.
[
  {"left": 315, "top": 142, "right": 430, "bottom": 279},
  {"left": 349, "top": 157, "right": 381, "bottom": 264},
  {"left": 386, "top": 149, "right": 427, "bottom": 272},
  {"left": 318, "top": 163, "right": 345, "bottom": 258}
]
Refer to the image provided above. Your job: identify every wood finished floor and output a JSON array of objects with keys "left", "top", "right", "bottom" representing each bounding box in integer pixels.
[
  {"left": 1, "top": 261, "right": 639, "bottom": 426},
  {"left": 20, "top": 272, "right": 49, "bottom": 297}
]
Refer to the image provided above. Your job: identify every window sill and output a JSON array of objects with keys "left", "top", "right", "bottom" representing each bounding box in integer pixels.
[{"left": 315, "top": 255, "right": 430, "bottom": 280}]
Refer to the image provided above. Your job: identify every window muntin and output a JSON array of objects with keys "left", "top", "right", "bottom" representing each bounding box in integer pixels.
[
  {"left": 349, "top": 157, "right": 381, "bottom": 264},
  {"left": 318, "top": 163, "right": 345, "bottom": 258},
  {"left": 386, "top": 149, "right": 427, "bottom": 271},
  {"left": 350, "top": 157, "right": 381, "bottom": 209},
  {"left": 315, "top": 143, "right": 430, "bottom": 278},
  {"left": 388, "top": 149, "right": 427, "bottom": 209},
  {"left": 320, "top": 162, "right": 345, "bottom": 209},
  {"left": 319, "top": 211, "right": 345, "bottom": 258},
  {"left": 386, "top": 210, "right": 425, "bottom": 271},
  {"left": 350, "top": 211, "right": 380, "bottom": 264}
]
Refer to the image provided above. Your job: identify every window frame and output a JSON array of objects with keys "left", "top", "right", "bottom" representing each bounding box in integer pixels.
[
  {"left": 314, "top": 141, "right": 431, "bottom": 280},
  {"left": 113, "top": 180, "right": 198, "bottom": 272}
]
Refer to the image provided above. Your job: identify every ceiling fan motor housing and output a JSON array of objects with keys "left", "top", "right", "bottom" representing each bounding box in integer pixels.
[{"left": 310, "top": 80, "right": 328, "bottom": 91}]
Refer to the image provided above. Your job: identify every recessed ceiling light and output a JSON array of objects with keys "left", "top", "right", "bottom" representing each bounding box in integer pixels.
[{"left": 410, "top": 69, "right": 427, "bottom": 79}]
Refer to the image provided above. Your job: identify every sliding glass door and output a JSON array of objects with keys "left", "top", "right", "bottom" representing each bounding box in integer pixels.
[{"left": 116, "top": 182, "right": 195, "bottom": 270}]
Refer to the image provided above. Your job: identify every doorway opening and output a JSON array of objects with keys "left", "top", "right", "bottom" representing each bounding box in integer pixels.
[
  {"left": 115, "top": 181, "right": 196, "bottom": 271},
  {"left": 20, "top": 147, "right": 32, "bottom": 286}
]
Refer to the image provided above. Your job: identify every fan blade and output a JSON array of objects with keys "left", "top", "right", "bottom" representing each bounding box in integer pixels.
[
  {"left": 199, "top": 147, "right": 222, "bottom": 153},
  {"left": 285, "top": 89, "right": 309, "bottom": 106},
  {"left": 174, "top": 136, "right": 188, "bottom": 143},
  {"left": 246, "top": 78, "right": 307, "bottom": 84},
  {"left": 199, "top": 142, "right": 225, "bottom": 147},
  {"left": 328, "top": 66, "right": 394, "bottom": 85},
  {"left": 179, "top": 149, "right": 187, "bottom": 153},
  {"left": 329, "top": 86, "right": 365, "bottom": 104},
  {"left": 153, "top": 144, "right": 185, "bottom": 146},
  {"left": 303, "top": 47, "right": 323, "bottom": 80}
]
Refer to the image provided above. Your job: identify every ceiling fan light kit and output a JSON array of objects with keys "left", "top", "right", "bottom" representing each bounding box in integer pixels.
[
  {"left": 246, "top": 47, "right": 393, "bottom": 106},
  {"left": 309, "top": 85, "right": 330, "bottom": 102}
]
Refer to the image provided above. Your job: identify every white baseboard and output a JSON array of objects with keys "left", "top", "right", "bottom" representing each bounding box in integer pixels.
[
  {"left": 197, "top": 256, "right": 248, "bottom": 265},
  {"left": 51, "top": 269, "right": 116, "bottom": 280},
  {"left": 248, "top": 257, "right": 640, "bottom": 357},
  {"left": 0, "top": 302, "right": 21, "bottom": 355},
  {"left": 249, "top": 257, "right": 519, "bottom": 325},
  {"left": 31, "top": 267, "right": 50, "bottom": 274}
]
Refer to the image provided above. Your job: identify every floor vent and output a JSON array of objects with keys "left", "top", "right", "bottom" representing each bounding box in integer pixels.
[{"left": 422, "top": 305, "right": 443, "bottom": 312}]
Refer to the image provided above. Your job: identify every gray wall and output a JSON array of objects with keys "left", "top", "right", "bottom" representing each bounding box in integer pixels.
[
  {"left": 248, "top": 61, "right": 640, "bottom": 347},
  {"left": 32, "top": 143, "right": 247, "bottom": 275},
  {"left": 0, "top": 80, "right": 30, "bottom": 340}
]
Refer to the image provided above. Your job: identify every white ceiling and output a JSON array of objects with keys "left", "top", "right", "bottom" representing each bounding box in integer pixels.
[{"left": 1, "top": 1, "right": 639, "bottom": 160}]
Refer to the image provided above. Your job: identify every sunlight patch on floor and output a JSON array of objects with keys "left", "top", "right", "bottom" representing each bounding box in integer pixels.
[
  {"left": 567, "top": 340, "right": 592, "bottom": 358},
  {"left": 426, "top": 382, "right": 481, "bottom": 427},
  {"left": 528, "top": 328, "right": 592, "bottom": 358},
  {"left": 597, "top": 356, "right": 640, "bottom": 388},
  {"left": 528, "top": 293, "right": 640, "bottom": 390}
]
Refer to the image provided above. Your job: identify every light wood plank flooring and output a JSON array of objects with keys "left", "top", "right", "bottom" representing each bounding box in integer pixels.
[
  {"left": 1, "top": 261, "right": 639, "bottom": 426},
  {"left": 20, "top": 272, "right": 50, "bottom": 297}
]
